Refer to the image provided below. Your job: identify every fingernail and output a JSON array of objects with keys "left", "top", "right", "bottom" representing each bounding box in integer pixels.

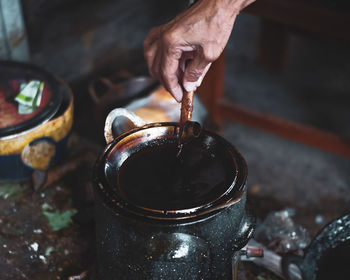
[
  {"left": 196, "top": 64, "right": 211, "bottom": 87},
  {"left": 172, "top": 86, "right": 183, "bottom": 102},
  {"left": 183, "top": 81, "right": 197, "bottom": 92},
  {"left": 196, "top": 76, "right": 204, "bottom": 87}
]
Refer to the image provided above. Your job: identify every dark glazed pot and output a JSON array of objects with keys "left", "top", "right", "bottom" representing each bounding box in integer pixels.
[
  {"left": 282, "top": 213, "right": 350, "bottom": 280},
  {"left": 93, "top": 122, "right": 255, "bottom": 280}
]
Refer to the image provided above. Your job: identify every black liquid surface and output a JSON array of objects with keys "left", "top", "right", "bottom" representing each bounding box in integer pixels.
[
  {"left": 117, "top": 143, "right": 233, "bottom": 210},
  {"left": 315, "top": 240, "right": 350, "bottom": 280}
]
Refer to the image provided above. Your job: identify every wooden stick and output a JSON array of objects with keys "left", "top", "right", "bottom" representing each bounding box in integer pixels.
[
  {"left": 180, "top": 91, "right": 194, "bottom": 125},
  {"left": 32, "top": 151, "right": 96, "bottom": 191},
  {"left": 177, "top": 91, "right": 194, "bottom": 154}
]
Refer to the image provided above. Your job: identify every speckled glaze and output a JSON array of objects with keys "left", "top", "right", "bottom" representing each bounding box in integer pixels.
[
  {"left": 282, "top": 213, "right": 350, "bottom": 280},
  {"left": 94, "top": 123, "right": 255, "bottom": 280}
]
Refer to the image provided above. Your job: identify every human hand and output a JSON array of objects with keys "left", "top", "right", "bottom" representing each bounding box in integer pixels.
[{"left": 143, "top": 0, "right": 255, "bottom": 102}]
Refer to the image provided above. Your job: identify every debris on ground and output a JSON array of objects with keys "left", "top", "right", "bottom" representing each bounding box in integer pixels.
[
  {"left": 254, "top": 208, "right": 311, "bottom": 254},
  {"left": 42, "top": 203, "right": 77, "bottom": 231}
]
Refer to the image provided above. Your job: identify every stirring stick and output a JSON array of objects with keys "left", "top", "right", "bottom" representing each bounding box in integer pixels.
[
  {"left": 180, "top": 90, "right": 194, "bottom": 126},
  {"left": 177, "top": 91, "right": 194, "bottom": 156}
]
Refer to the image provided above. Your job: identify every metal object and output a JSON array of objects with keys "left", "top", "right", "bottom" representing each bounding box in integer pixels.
[
  {"left": 89, "top": 76, "right": 159, "bottom": 120},
  {"left": 0, "top": 0, "right": 30, "bottom": 61},
  {"left": 93, "top": 117, "right": 255, "bottom": 279},
  {"left": 102, "top": 88, "right": 207, "bottom": 142},
  {"left": 240, "top": 246, "right": 264, "bottom": 258},
  {"left": 282, "top": 213, "right": 350, "bottom": 280},
  {"left": 241, "top": 239, "right": 302, "bottom": 280}
]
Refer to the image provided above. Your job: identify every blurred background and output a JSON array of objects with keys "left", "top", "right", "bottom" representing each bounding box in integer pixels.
[
  {"left": 12, "top": 0, "right": 349, "bottom": 204},
  {"left": 15, "top": 0, "right": 350, "bottom": 139},
  {"left": 0, "top": 0, "right": 349, "bottom": 279}
]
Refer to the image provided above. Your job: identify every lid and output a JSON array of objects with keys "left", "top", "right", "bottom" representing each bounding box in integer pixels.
[
  {"left": 0, "top": 61, "right": 62, "bottom": 138},
  {"left": 94, "top": 123, "right": 247, "bottom": 222}
]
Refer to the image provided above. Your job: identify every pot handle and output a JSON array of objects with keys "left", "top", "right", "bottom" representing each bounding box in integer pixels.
[
  {"left": 104, "top": 108, "right": 146, "bottom": 144},
  {"left": 234, "top": 211, "right": 256, "bottom": 250},
  {"left": 281, "top": 253, "right": 304, "bottom": 280}
]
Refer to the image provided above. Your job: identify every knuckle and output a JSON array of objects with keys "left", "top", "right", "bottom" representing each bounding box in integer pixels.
[
  {"left": 202, "top": 46, "right": 220, "bottom": 62},
  {"left": 144, "top": 49, "right": 153, "bottom": 60},
  {"left": 203, "top": 52, "right": 218, "bottom": 63},
  {"left": 162, "top": 31, "right": 176, "bottom": 46},
  {"left": 167, "top": 47, "right": 182, "bottom": 59}
]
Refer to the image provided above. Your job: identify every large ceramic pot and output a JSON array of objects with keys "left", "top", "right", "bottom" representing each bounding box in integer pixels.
[
  {"left": 93, "top": 110, "right": 255, "bottom": 280},
  {"left": 0, "top": 61, "right": 73, "bottom": 180}
]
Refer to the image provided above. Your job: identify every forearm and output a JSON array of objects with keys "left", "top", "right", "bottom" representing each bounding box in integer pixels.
[{"left": 190, "top": 0, "right": 255, "bottom": 18}]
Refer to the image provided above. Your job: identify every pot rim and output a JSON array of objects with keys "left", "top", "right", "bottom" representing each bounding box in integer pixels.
[
  {"left": 94, "top": 122, "right": 247, "bottom": 223},
  {"left": 0, "top": 60, "right": 62, "bottom": 139},
  {"left": 282, "top": 213, "right": 350, "bottom": 280},
  {"left": 304, "top": 213, "right": 350, "bottom": 272}
]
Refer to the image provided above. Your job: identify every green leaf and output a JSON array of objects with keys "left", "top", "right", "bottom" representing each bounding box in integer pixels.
[
  {"left": 0, "top": 182, "right": 25, "bottom": 200},
  {"left": 42, "top": 203, "right": 77, "bottom": 231}
]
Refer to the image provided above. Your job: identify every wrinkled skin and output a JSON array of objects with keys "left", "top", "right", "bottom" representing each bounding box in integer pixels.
[{"left": 143, "top": 0, "right": 255, "bottom": 102}]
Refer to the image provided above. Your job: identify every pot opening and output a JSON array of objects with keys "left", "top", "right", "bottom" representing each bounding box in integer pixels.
[
  {"left": 116, "top": 138, "right": 234, "bottom": 211},
  {"left": 98, "top": 124, "right": 247, "bottom": 219}
]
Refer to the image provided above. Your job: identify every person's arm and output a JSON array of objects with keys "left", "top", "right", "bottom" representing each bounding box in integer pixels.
[{"left": 143, "top": 0, "right": 255, "bottom": 102}]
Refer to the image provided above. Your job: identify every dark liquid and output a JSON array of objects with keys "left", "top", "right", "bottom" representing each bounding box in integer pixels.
[
  {"left": 117, "top": 143, "right": 232, "bottom": 210},
  {"left": 315, "top": 240, "right": 350, "bottom": 280}
]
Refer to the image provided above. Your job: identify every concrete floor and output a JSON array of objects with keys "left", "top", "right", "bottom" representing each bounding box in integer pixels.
[
  {"left": 23, "top": 0, "right": 350, "bottom": 217},
  {"left": 223, "top": 122, "right": 350, "bottom": 208},
  {"left": 225, "top": 14, "right": 350, "bottom": 138}
]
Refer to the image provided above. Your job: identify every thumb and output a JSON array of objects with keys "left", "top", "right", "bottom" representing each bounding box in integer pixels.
[{"left": 182, "top": 56, "right": 211, "bottom": 92}]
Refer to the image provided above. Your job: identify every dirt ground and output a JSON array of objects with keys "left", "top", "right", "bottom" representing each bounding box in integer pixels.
[{"left": 1, "top": 134, "right": 348, "bottom": 280}]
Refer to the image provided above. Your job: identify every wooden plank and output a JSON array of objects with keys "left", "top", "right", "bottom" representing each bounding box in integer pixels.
[
  {"left": 219, "top": 100, "right": 350, "bottom": 158},
  {"left": 256, "top": 19, "right": 288, "bottom": 71},
  {"left": 243, "top": 0, "right": 350, "bottom": 42},
  {"left": 196, "top": 52, "right": 226, "bottom": 125}
]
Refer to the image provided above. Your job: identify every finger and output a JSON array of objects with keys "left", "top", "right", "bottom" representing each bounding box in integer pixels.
[
  {"left": 143, "top": 27, "right": 160, "bottom": 50},
  {"left": 177, "top": 50, "right": 196, "bottom": 82},
  {"left": 144, "top": 41, "right": 157, "bottom": 78},
  {"left": 195, "top": 63, "right": 211, "bottom": 87},
  {"left": 143, "top": 27, "right": 162, "bottom": 77},
  {"left": 160, "top": 47, "right": 183, "bottom": 102},
  {"left": 183, "top": 54, "right": 212, "bottom": 92},
  {"left": 151, "top": 43, "right": 162, "bottom": 82}
]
